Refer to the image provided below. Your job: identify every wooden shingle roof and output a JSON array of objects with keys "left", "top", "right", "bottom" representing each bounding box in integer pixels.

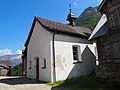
[
  {"left": 36, "top": 17, "right": 91, "bottom": 36},
  {"left": 25, "top": 16, "right": 92, "bottom": 47}
]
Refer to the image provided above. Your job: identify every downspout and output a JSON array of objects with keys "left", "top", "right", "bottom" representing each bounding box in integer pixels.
[{"left": 52, "top": 32, "right": 56, "bottom": 82}]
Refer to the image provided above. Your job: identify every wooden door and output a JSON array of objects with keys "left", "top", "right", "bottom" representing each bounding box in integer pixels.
[{"left": 36, "top": 58, "right": 39, "bottom": 80}]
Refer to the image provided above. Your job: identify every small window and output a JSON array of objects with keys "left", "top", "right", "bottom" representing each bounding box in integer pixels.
[
  {"left": 72, "top": 45, "right": 81, "bottom": 63},
  {"left": 29, "top": 61, "right": 32, "bottom": 69},
  {"left": 42, "top": 58, "right": 46, "bottom": 69}
]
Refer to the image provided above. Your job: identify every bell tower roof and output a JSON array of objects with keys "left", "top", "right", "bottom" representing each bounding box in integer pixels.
[{"left": 66, "top": 4, "right": 77, "bottom": 27}]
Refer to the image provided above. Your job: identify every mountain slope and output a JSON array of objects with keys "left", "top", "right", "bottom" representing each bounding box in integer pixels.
[
  {"left": 0, "top": 54, "right": 22, "bottom": 67},
  {"left": 11, "top": 63, "right": 22, "bottom": 76},
  {"left": 75, "top": 6, "right": 102, "bottom": 30}
]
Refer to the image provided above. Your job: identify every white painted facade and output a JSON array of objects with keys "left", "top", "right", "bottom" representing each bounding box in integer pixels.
[
  {"left": 26, "top": 21, "right": 96, "bottom": 82},
  {"left": 27, "top": 21, "right": 53, "bottom": 82},
  {"left": 54, "top": 34, "right": 96, "bottom": 81}
]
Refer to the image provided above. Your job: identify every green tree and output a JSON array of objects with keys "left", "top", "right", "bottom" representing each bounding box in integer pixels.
[{"left": 11, "top": 63, "right": 22, "bottom": 76}]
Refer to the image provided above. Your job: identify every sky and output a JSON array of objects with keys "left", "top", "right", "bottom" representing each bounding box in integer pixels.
[{"left": 0, "top": 0, "right": 102, "bottom": 56}]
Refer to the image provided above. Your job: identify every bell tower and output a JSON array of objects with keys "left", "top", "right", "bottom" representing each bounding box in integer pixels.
[{"left": 66, "top": 4, "right": 77, "bottom": 27}]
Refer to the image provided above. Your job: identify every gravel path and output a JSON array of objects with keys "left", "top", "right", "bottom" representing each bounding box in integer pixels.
[{"left": 0, "top": 76, "right": 52, "bottom": 90}]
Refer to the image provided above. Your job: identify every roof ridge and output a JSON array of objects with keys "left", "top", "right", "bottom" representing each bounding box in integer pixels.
[
  {"left": 35, "top": 16, "right": 91, "bottom": 36},
  {"left": 35, "top": 16, "right": 74, "bottom": 28},
  {"left": 36, "top": 16, "right": 78, "bottom": 31},
  {"left": 35, "top": 16, "right": 92, "bottom": 31}
]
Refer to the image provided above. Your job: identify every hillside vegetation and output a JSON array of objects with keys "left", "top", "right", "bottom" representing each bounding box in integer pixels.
[
  {"left": 75, "top": 6, "right": 102, "bottom": 30},
  {"left": 11, "top": 63, "right": 22, "bottom": 76}
]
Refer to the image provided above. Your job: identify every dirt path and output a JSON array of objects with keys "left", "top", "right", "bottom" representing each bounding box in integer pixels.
[{"left": 0, "top": 76, "right": 52, "bottom": 90}]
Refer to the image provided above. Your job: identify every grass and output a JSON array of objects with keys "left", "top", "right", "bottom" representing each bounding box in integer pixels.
[
  {"left": 48, "top": 76, "right": 120, "bottom": 90},
  {"left": 47, "top": 80, "right": 65, "bottom": 87}
]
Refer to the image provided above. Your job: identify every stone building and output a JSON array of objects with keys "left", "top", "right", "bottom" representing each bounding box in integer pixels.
[{"left": 0, "top": 60, "right": 11, "bottom": 76}]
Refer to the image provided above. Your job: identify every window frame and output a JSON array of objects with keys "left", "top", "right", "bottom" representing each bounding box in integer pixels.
[
  {"left": 72, "top": 45, "right": 82, "bottom": 63},
  {"left": 29, "top": 61, "right": 32, "bottom": 69},
  {"left": 42, "top": 58, "right": 46, "bottom": 69}
]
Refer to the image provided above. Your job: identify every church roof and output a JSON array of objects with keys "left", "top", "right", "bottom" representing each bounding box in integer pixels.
[
  {"left": 36, "top": 17, "right": 91, "bottom": 36},
  {"left": 25, "top": 16, "right": 92, "bottom": 47}
]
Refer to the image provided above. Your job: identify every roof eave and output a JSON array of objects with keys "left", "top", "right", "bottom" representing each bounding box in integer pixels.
[
  {"left": 89, "top": 14, "right": 108, "bottom": 40},
  {"left": 98, "top": 0, "right": 107, "bottom": 13},
  {"left": 89, "top": 33, "right": 107, "bottom": 40},
  {"left": 49, "top": 29, "right": 89, "bottom": 39},
  {"left": 24, "top": 17, "right": 37, "bottom": 47}
]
